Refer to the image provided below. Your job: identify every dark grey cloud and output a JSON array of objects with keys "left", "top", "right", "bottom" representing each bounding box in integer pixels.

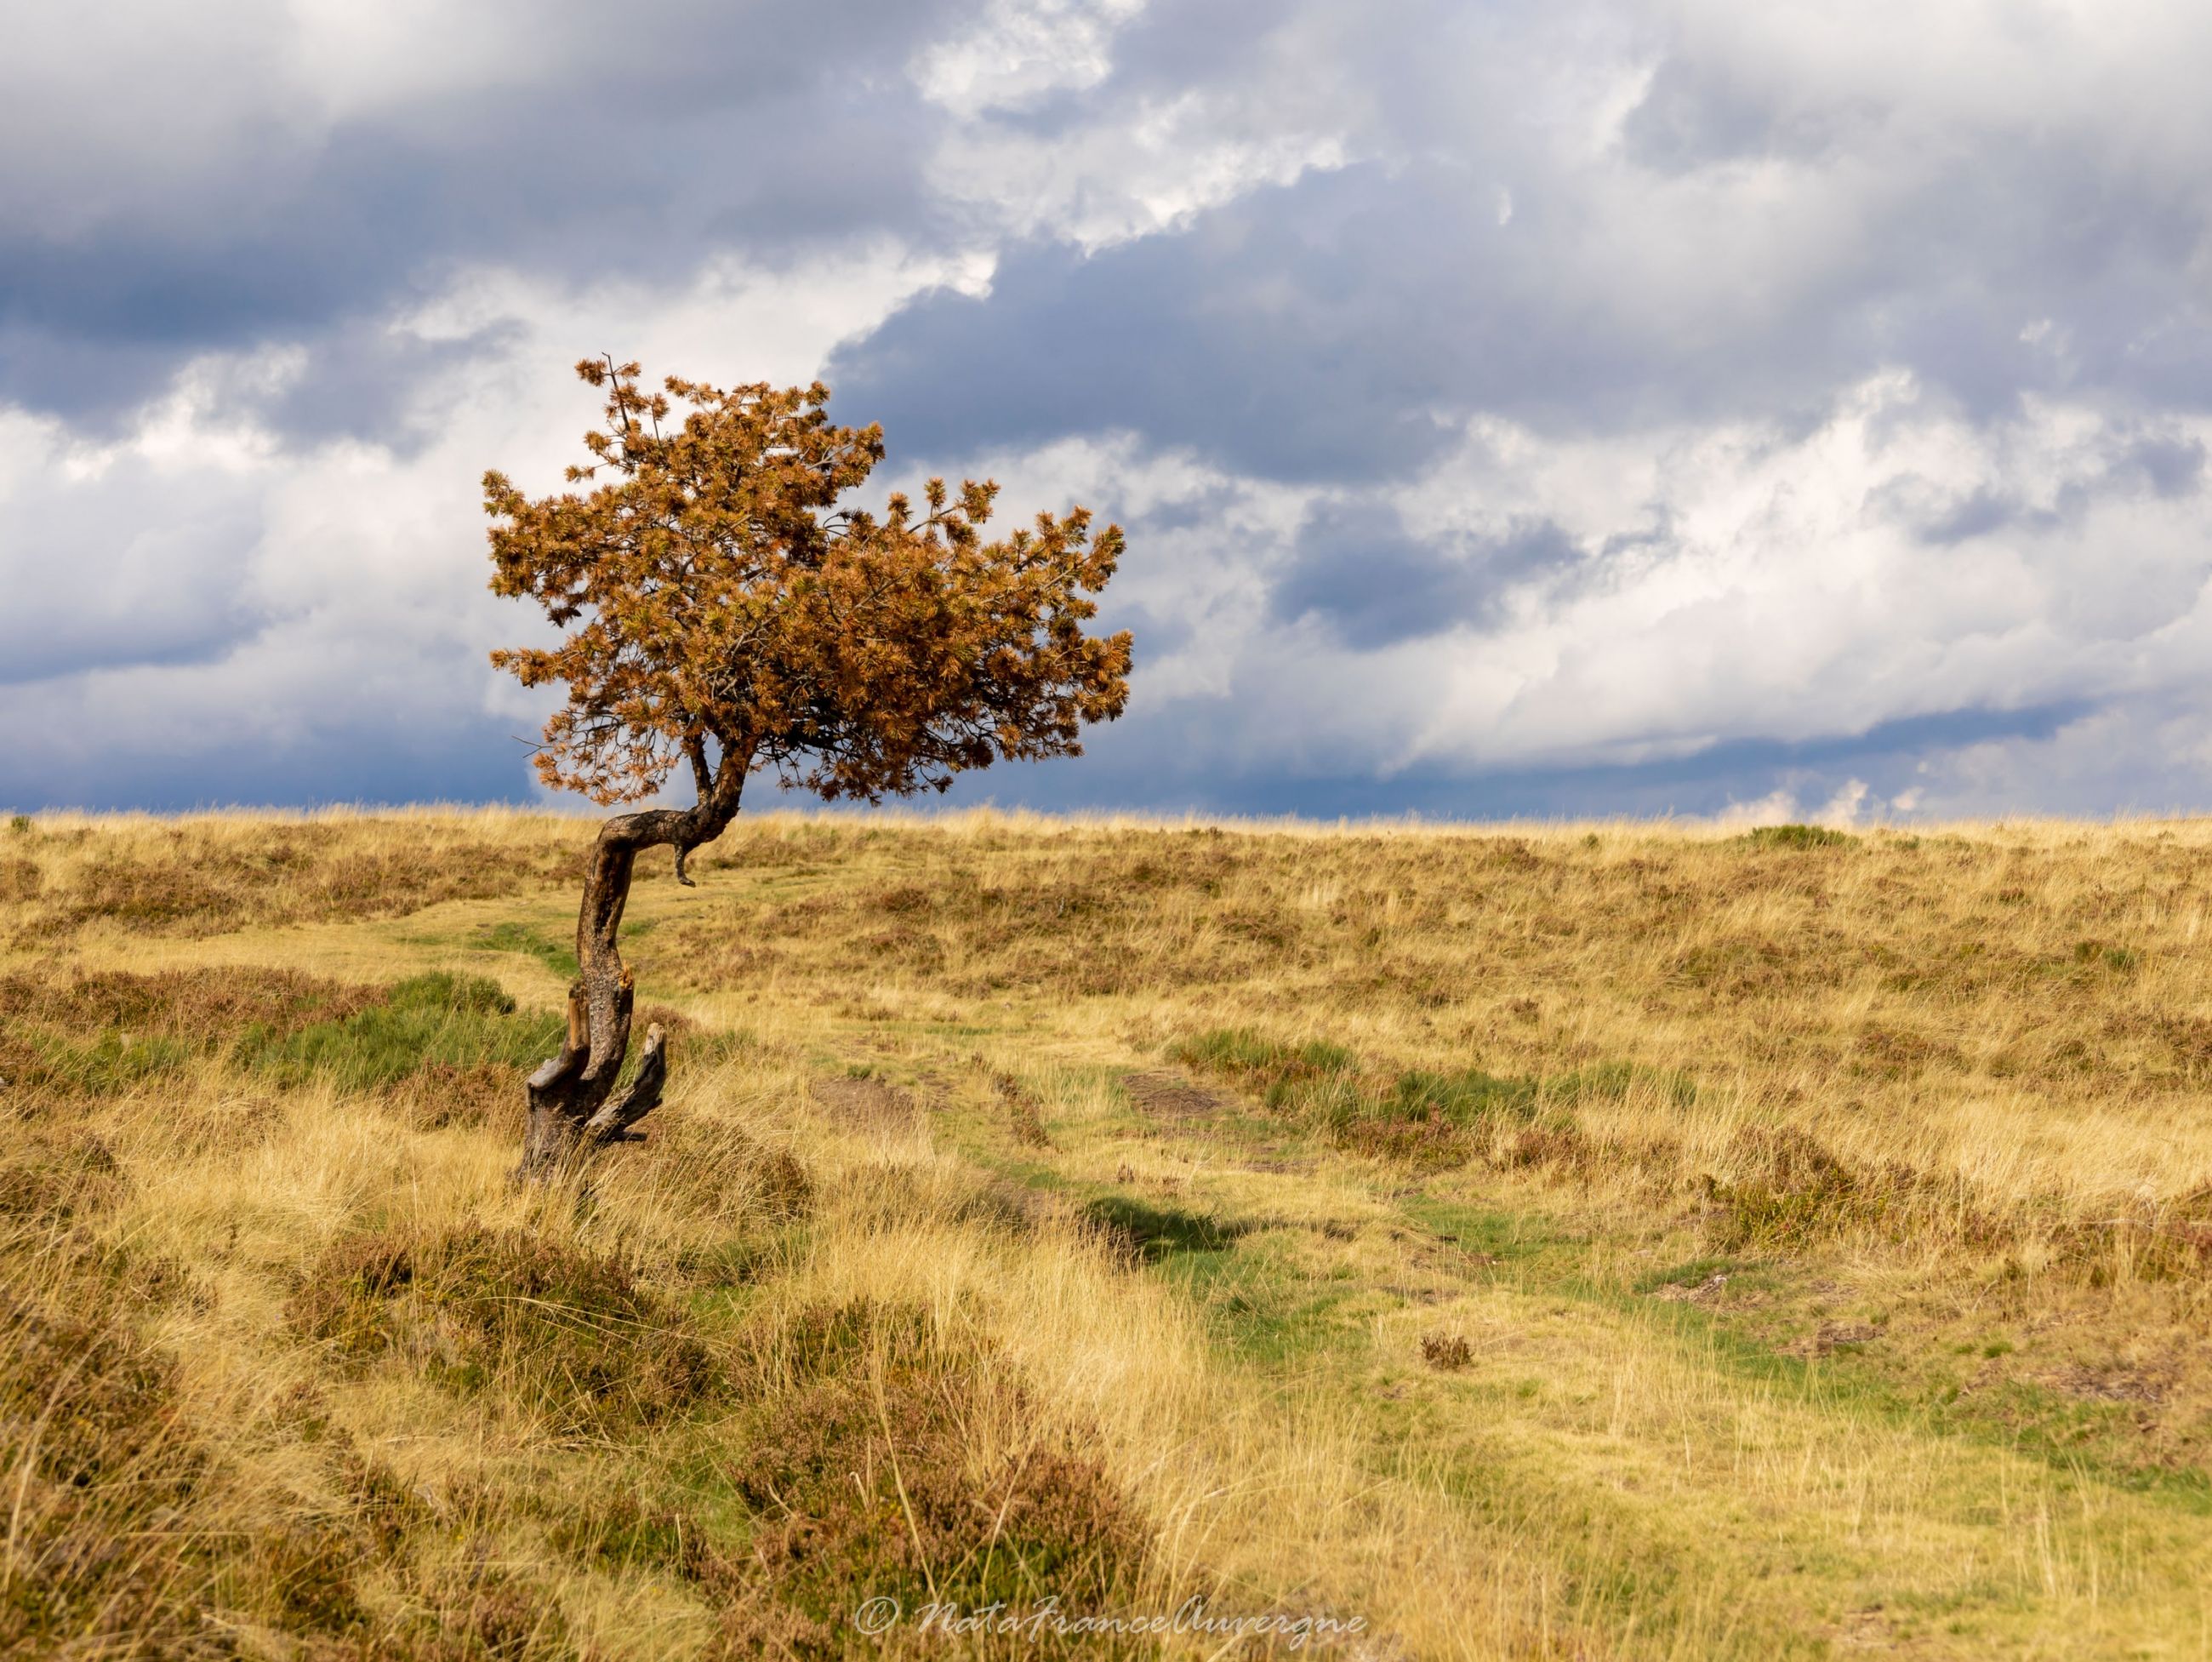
[
  {"left": 833, "top": 167, "right": 1523, "bottom": 483},
  {"left": 0, "top": 0, "right": 972, "bottom": 436},
  {"left": 1913, "top": 488, "right": 2021, "bottom": 547},
  {"left": 831, "top": 4, "right": 2212, "bottom": 489},
  {"left": 2122, "top": 434, "right": 2207, "bottom": 499},
  {"left": 0, "top": 711, "right": 530, "bottom": 814},
  {"left": 247, "top": 318, "right": 529, "bottom": 455},
  {"left": 834, "top": 147, "right": 2212, "bottom": 485},
  {"left": 914, "top": 690, "right": 2104, "bottom": 821},
  {"left": 1272, "top": 503, "right": 1581, "bottom": 648},
  {"left": 0, "top": 468, "right": 266, "bottom": 687},
  {"left": 823, "top": 7, "right": 1628, "bottom": 471}
]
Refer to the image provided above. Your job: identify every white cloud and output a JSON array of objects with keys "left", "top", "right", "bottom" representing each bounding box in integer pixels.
[
  {"left": 926, "top": 100, "right": 1350, "bottom": 250},
  {"left": 915, "top": 3, "right": 1363, "bottom": 251},
  {"left": 0, "top": 243, "right": 968, "bottom": 804},
  {"left": 1706, "top": 779, "right": 1883, "bottom": 829},
  {"left": 894, "top": 363, "right": 2212, "bottom": 810},
  {"left": 1396, "top": 376, "right": 2212, "bottom": 772},
  {"left": 912, "top": 0, "right": 1147, "bottom": 115},
  {"left": 1708, "top": 785, "right": 1804, "bottom": 829}
]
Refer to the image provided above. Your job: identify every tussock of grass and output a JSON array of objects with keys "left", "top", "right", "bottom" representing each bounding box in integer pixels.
[
  {"left": 0, "top": 1244, "right": 450, "bottom": 1655},
  {"left": 289, "top": 1224, "right": 719, "bottom": 1436},
  {"left": 0, "top": 1125, "right": 125, "bottom": 1222},
  {"left": 994, "top": 1069, "right": 1055, "bottom": 1149},
  {"left": 0, "top": 1280, "right": 214, "bottom": 1653},
  {"left": 698, "top": 1299, "right": 1148, "bottom": 1656}
]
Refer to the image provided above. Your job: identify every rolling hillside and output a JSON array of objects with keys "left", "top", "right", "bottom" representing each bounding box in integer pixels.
[{"left": 4, "top": 809, "right": 2209, "bottom": 1658}]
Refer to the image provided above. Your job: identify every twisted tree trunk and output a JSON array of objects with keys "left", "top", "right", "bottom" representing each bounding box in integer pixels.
[{"left": 516, "top": 748, "right": 747, "bottom": 1180}]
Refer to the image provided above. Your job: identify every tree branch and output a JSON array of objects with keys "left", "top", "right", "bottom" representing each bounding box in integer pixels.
[{"left": 580, "top": 1022, "right": 668, "bottom": 1144}]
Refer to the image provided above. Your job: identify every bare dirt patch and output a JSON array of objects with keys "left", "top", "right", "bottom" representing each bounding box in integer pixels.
[
  {"left": 1120, "top": 1070, "right": 1229, "bottom": 1119},
  {"left": 1651, "top": 1271, "right": 1732, "bottom": 1305},
  {"left": 1786, "top": 1322, "right": 1883, "bottom": 1357},
  {"left": 2048, "top": 1362, "right": 2168, "bottom": 1404}
]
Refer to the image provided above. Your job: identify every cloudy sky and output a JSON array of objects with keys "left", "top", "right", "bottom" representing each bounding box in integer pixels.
[{"left": 8, "top": 0, "right": 2212, "bottom": 820}]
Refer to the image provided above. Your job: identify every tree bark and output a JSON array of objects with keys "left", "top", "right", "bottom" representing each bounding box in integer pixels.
[{"left": 516, "top": 745, "right": 748, "bottom": 1180}]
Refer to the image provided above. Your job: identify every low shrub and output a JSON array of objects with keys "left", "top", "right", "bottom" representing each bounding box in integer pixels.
[
  {"left": 0, "top": 966, "right": 378, "bottom": 1099},
  {"left": 550, "top": 1488, "right": 710, "bottom": 1579},
  {"left": 706, "top": 1300, "right": 1147, "bottom": 1659},
  {"left": 289, "top": 1225, "right": 718, "bottom": 1437},
  {"left": 1708, "top": 1127, "right": 1896, "bottom": 1248},
  {"left": 33, "top": 826, "right": 579, "bottom": 940},
  {"left": 1738, "top": 824, "right": 1858, "bottom": 850},
  {"left": 0, "top": 1129, "right": 123, "bottom": 1225},
  {"left": 996, "top": 1071, "right": 1054, "bottom": 1148},
  {"left": 1422, "top": 1332, "right": 1474, "bottom": 1369},
  {"left": 389, "top": 1558, "right": 573, "bottom": 1661}
]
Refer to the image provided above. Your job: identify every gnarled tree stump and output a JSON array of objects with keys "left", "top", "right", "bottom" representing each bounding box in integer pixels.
[{"left": 516, "top": 765, "right": 743, "bottom": 1180}]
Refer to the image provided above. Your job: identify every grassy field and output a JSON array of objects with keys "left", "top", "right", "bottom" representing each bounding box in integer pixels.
[{"left": 4, "top": 808, "right": 2211, "bottom": 1659}]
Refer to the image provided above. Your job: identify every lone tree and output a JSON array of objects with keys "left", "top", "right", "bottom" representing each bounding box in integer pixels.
[{"left": 486, "top": 360, "right": 1132, "bottom": 1178}]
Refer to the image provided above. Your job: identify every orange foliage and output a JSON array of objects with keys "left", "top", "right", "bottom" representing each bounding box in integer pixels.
[{"left": 485, "top": 360, "right": 1132, "bottom": 807}]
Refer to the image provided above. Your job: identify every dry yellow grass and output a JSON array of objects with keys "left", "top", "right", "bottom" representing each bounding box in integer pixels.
[{"left": 3, "top": 808, "right": 2211, "bottom": 1658}]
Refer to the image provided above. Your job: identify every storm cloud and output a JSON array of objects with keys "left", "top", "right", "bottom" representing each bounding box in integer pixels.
[{"left": 9, "top": 0, "right": 2212, "bottom": 820}]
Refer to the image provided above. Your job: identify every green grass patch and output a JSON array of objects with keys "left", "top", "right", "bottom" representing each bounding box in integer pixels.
[
  {"left": 1172, "top": 1030, "right": 1679, "bottom": 1158},
  {"left": 1154, "top": 1238, "right": 1366, "bottom": 1367},
  {"left": 1414, "top": 1191, "right": 2212, "bottom": 1517},
  {"left": 1175, "top": 1028, "right": 1615, "bottom": 1168},
  {"left": 28, "top": 1029, "right": 191, "bottom": 1094},
  {"left": 1172, "top": 1028, "right": 1357, "bottom": 1100},
  {"left": 1399, "top": 1197, "right": 1571, "bottom": 1270},
  {"left": 473, "top": 920, "right": 581, "bottom": 979},
  {"left": 0, "top": 966, "right": 386, "bottom": 1101},
  {"left": 234, "top": 972, "right": 563, "bottom": 1092},
  {"left": 1383, "top": 1067, "right": 1539, "bottom": 1124},
  {"left": 1176, "top": 1030, "right": 1532, "bottom": 1122},
  {"left": 2072, "top": 939, "right": 2140, "bottom": 973}
]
